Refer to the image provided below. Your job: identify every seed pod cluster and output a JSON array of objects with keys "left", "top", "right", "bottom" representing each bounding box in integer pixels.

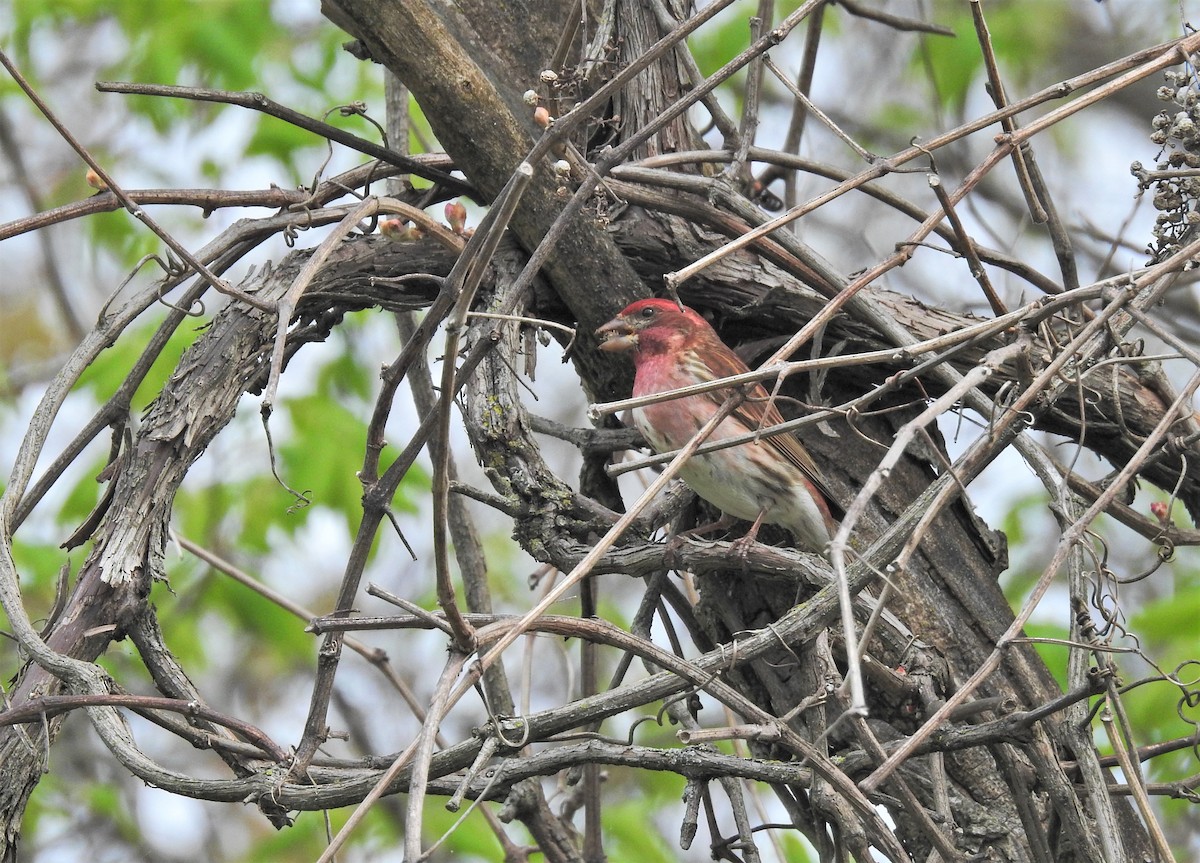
[{"left": 1137, "top": 67, "right": 1200, "bottom": 261}]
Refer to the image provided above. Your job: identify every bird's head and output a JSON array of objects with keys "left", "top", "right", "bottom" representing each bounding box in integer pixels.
[{"left": 595, "top": 299, "right": 712, "bottom": 356}]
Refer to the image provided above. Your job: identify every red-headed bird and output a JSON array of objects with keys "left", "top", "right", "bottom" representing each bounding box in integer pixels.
[{"left": 596, "top": 298, "right": 841, "bottom": 555}]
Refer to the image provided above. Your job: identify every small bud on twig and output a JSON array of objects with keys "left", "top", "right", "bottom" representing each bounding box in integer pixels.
[
  {"left": 444, "top": 200, "right": 468, "bottom": 235},
  {"left": 85, "top": 168, "right": 107, "bottom": 191}
]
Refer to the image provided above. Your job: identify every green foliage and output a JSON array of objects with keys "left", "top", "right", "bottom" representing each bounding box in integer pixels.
[
  {"left": 287, "top": 39, "right": 342, "bottom": 95},
  {"left": 3, "top": 0, "right": 388, "bottom": 334},
  {"left": 690, "top": 2, "right": 758, "bottom": 78},
  {"left": 12, "top": 1, "right": 273, "bottom": 125},
  {"left": 316, "top": 328, "right": 376, "bottom": 401},
  {"left": 84, "top": 780, "right": 140, "bottom": 842},
  {"left": 866, "top": 103, "right": 928, "bottom": 147},
  {"left": 1128, "top": 573, "right": 1200, "bottom": 742},
  {"left": 202, "top": 572, "right": 315, "bottom": 660},
  {"left": 996, "top": 490, "right": 1045, "bottom": 601},
  {"left": 1021, "top": 620, "right": 1070, "bottom": 691},
  {"left": 423, "top": 800, "right": 504, "bottom": 859},
  {"left": 241, "top": 807, "right": 378, "bottom": 863},
  {"left": 1119, "top": 576, "right": 1200, "bottom": 829},
  {"left": 76, "top": 313, "right": 204, "bottom": 406},
  {"left": 85, "top": 211, "right": 167, "bottom": 269},
  {"left": 407, "top": 94, "right": 436, "bottom": 165},
  {"left": 603, "top": 788, "right": 679, "bottom": 863},
  {"left": 778, "top": 831, "right": 817, "bottom": 863},
  {"left": 53, "top": 453, "right": 109, "bottom": 528},
  {"left": 918, "top": 0, "right": 1069, "bottom": 110},
  {"left": 8, "top": 538, "right": 69, "bottom": 622},
  {"left": 8, "top": 0, "right": 119, "bottom": 62},
  {"left": 242, "top": 798, "right": 502, "bottom": 862},
  {"left": 173, "top": 474, "right": 278, "bottom": 553},
  {"left": 112, "top": 3, "right": 267, "bottom": 129},
  {"left": 245, "top": 116, "right": 327, "bottom": 186},
  {"left": 279, "top": 394, "right": 376, "bottom": 525}
]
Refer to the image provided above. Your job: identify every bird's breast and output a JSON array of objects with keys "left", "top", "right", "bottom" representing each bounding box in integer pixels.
[{"left": 632, "top": 401, "right": 769, "bottom": 524}]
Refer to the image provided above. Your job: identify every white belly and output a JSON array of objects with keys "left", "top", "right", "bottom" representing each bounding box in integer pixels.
[{"left": 632, "top": 405, "right": 831, "bottom": 550}]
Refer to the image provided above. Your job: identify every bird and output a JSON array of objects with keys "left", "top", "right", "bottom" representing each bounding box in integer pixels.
[{"left": 596, "top": 298, "right": 841, "bottom": 556}]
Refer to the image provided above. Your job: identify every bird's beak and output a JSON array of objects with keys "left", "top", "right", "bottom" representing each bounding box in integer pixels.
[{"left": 596, "top": 316, "right": 638, "bottom": 353}]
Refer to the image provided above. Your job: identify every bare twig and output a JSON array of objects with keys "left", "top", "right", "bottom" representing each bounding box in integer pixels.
[
  {"left": 0, "top": 49, "right": 271, "bottom": 311},
  {"left": 94, "top": 80, "right": 469, "bottom": 194},
  {"left": 928, "top": 173, "right": 1007, "bottom": 315}
]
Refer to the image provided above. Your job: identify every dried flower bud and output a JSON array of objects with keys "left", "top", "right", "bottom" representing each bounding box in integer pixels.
[
  {"left": 539, "top": 69, "right": 558, "bottom": 84},
  {"left": 523, "top": 89, "right": 539, "bottom": 106},
  {"left": 553, "top": 159, "right": 571, "bottom": 178}
]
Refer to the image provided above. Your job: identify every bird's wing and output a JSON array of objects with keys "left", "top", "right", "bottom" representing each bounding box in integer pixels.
[
  {"left": 736, "top": 391, "right": 844, "bottom": 518},
  {"left": 742, "top": 396, "right": 845, "bottom": 521},
  {"left": 692, "top": 335, "right": 844, "bottom": 520}
]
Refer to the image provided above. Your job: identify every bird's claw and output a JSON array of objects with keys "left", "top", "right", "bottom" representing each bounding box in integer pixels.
[
  {"left": 727, "top": 534, "right": 759, "bottom": 570},
  {"left": 663, "top": 532, "right": 688, "bottom": 570}
]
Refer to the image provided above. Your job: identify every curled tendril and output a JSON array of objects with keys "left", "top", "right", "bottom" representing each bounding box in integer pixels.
[
  {"left": 157, "top": 294, "right": 206, "bottom": 318},
  {"left": 1079, "top": 531, "right": 1139, "bottom": 644},
  {"left": 155, "top": 251, "right": 206, "bottom": 316},
  {"left": 1168, "top": 660, "right": 1200, "bottom": 762},
  {"left": 1074, "top": 601, "right": 1099, "bottom": 644},
  {"left": 1165, "top": 435, "right": 1191, "bottom": 458},
  {"left": 282, "top": 207, "right": 317, "bottom": 248},
  {"left": 492, "top": 716, "right": 532, "bottom": 750},
  {"left": 284, "top": 489, "right": 313, "bottom": 515},
  {"left": 471, "top": 678, "right": 533, "bottom": 750},
  {"left": 327, "top": 101, "right": 388, "bottom": 154},
  {"left": 656, "top": 689, "right": 696, "bottom": 725},
  {"left": 98, "top": 250, "right": 202, "bottom": 320},
  {"left": 1116, "top": 545, "right": 1171, "bottom": 584},
  {"left": 624, "top": 713, "right": 665, "bottom": 744}
]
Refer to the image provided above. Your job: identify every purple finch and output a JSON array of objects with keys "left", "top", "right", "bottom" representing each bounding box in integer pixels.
[{"left": 596, "top": 299, "right": 841, "bottom": 555}]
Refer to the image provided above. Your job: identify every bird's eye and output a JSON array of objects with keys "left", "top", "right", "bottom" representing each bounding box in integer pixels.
[{"left": 639, "top": 306, "right": 656, "bottom": 319}]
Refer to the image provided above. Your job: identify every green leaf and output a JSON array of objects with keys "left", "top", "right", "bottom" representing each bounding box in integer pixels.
[
  {"left": 85, "top": 210, "right": 165, "bottom": 269},
  {"left": 76, "top": 316, "right": 204, "bottom": 408},
  {"left": 316, "top": 335, "right": 375, "bottom": 401},
  {"left": 779, "top": 831, "right": 818, "bottom": 862},
  {"left": 1020, "top": 620, "right": 1070, "bottom": 692},
  {"left": 277, "top": 393, "right": 367, "bottom": 521},
  {"left": 9, "top": 539, "right": 71, "bottom": 619},
  {"left": 55, "top": 454, "right": 109, "bottom": 528},
  {"left": 605, "top": 791, "right": 679, "bottom": 863},
  {"left": 184, "top": 570, "right": 314, "bottom": 661},
  {"left": 918, "top": 0, "right": 1069, "bottom": 110},
  {"left": 689, "top": 1, "right": 758, "bottom": 78},
  {"left": 245, "top": 114, "right": 323, "bottom": 183}
]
